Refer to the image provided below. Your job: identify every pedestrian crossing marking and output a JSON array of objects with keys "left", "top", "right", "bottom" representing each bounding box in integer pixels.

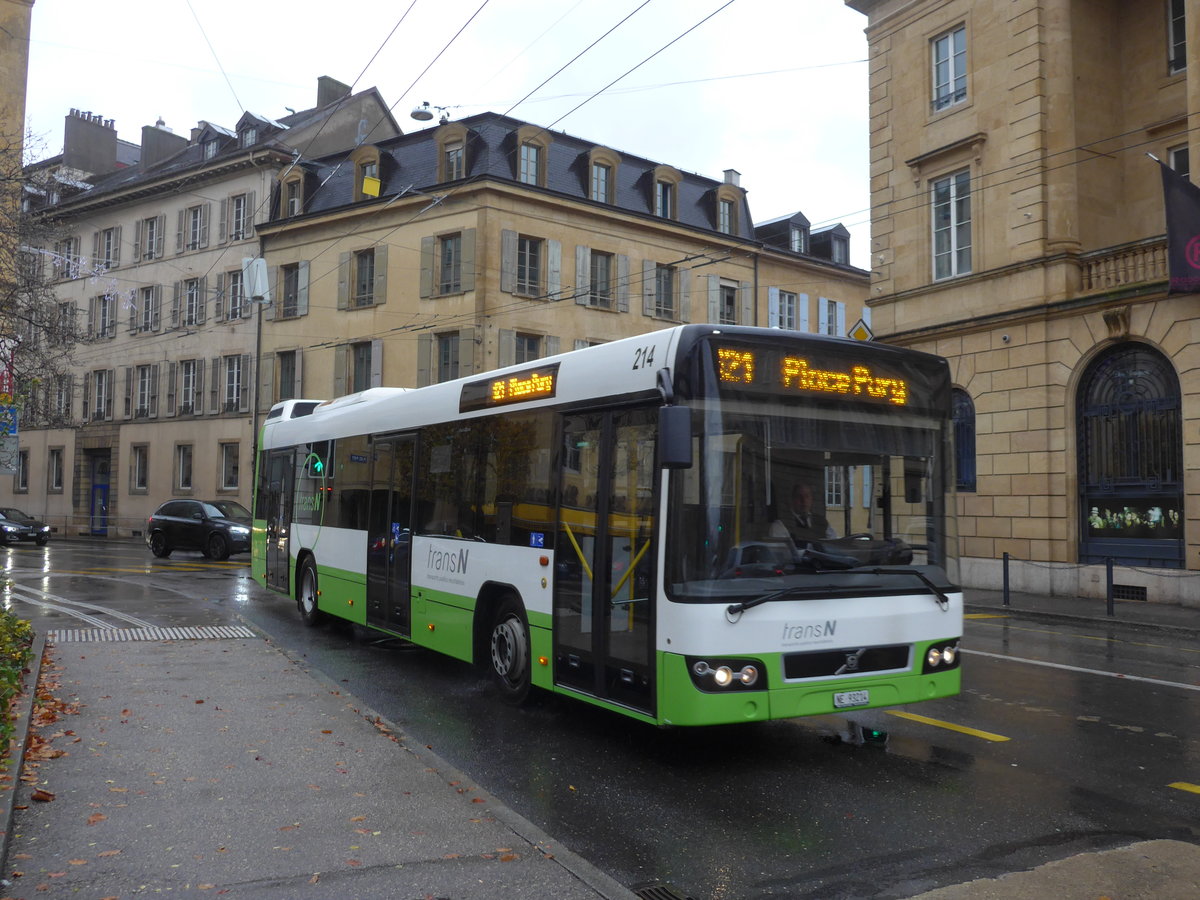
[{"left": 49, "top": 625, "right": 256, "bottom": 642}]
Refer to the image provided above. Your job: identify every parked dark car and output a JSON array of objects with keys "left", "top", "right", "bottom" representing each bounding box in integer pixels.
[
  {"left": 146, "top": 499, "right": 252, "bottom": 560},
  {"left": 0, "top": 507, "right": 51, "bottom": 546}
]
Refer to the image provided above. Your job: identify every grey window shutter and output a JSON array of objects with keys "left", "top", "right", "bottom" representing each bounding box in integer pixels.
[
  {"left": 199, "top": 203, "right": 210, "bottom": 249},
  {"left": 294, "top": 348, "right": 303, "bottom": 397},
  {"left": 111, "top": 226, "right": 121, "bottom": 267},
  {"left": 155, "top": 214, "right": 165, "bottom": 257},
  {"left": 545, "top": 335, "right": 560, "bottom": 356},
  {"left": 416, "top": 334, "right": 432, "bottom": 386},
  {"left": 500, "top": 229, "right": 517, "bottom": 293},
  {"left": 265, "top": 267, "right": 277, "bottom": 320},
  {"left": 215, "top": 273, "right": 225, "bottom": 321},
  {"left": 370, "top": 339, "right": 383, "bottom": 387},
  {"left": 133, "top": 219, "right": 142, "bottom": 262},
  {"left": 707, "top": 275, "right": 719, "bottom": 322},
  {"left": 616, "top": 255, "right": 630, "bottom": 313},
  {"left": 171, "top": 282, "right": 181, "bottom": 328},
  {"left": 87, "top": 296, "right": 95, "bottom": 338},
  {"left": 167, "top": 362, "right": 177, "bottom": 417},
  {"left": 642, "top": 259, "right": 655, "bottom": 316},
  {"left": 799, "top": 293, "right": 810, "bottom": 331},
  {"left": 460, "top": 327, "right": 476, "bottom": 375},
  {"left": 196, "top": 358, "right": 205, "bottom": 414},
  {"left": 419, "top": 237, "right": 434, "bottom": 298},
  {"left": 150, "top": 363, "right": 160, "bottom": 417},
  {"left": 92, "top": 231, "right": 100, "bottom": 270},
  {"left": 574, "top": 339, "right": 589, "bottom": 351},
  {"left": 240, "top": 353, "right": 252, "bottom": 411},
  {"left": 127, "top": 297, "right": 137, "bottom": 333},
  {"left": 460, "top": 228, "right": 477, "bottom": 292},
  {"left": 260, "top": 352, "right": 275, "bottom": 408},
  {"left": 374, "top": 245, "right": 388, "bottom": 305},
  {"left": 82, "top": 372, "right": 90, "bottom": 421},
  {"left": 218, "top": 198, "right": 228, "bottom": 244},
  {"left": 337, "top": 252, "right": 351, "bottom": 309},
  {"left": 768, "top": 286, "right": 781, "bottom": 328},
  {"left": 333, "top": 346, "right": 348, "bottom": 397},
  {"left": 297, "top": 261, "right": 310, "bottom": 316},
  {"left": 498, "top": 329, "right": 515, "bottom": 368},
  {"left": 740, "top": 281, "right": 752, "bottom": 325},
  {"left": 836, "top": 301, "right": 846, "bottom": 336},
  {"left": 678, "top": 268, "right": 690, "bottom": 322},
  {"left": 123, "top": 367, "right": 133, "bottom": 419},
  {"left": 575, "top": 245, "right": 590, "bottom": 305},
  {"left": 547, "top": 240, "right": 562, "bottom": 300},
  {"left": 196, "top": 276, "right": 208, "bottom": 324},
  {"left": 818, "top": 297, "right": 829, "bottom": 334},
  {"left": 152, "top": 285, "right": 162, "bottom": 331},
  {"left": 245, "top": 191, "right": 256, "bottom": 236},
  {"left": 104, "top": 369, "right": 115, "bottom": 420},
  {"left": 176, "top": 209, "right": 185, "bottom": 254},
  {"left": 210, "top": 356, "right": 220, "bottom": 413}
]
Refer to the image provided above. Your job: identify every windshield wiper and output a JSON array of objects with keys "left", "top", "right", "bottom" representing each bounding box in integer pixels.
[
  {"left": 865, "top": 567, "right": 951, "bottom": 611},
  {"left": 726, "top": 586, "right": 825, "bottom": 616}
]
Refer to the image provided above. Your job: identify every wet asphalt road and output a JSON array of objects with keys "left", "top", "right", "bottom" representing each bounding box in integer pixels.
[{"left": 5, "top": 541, "right": 1198, "bottom": 899}]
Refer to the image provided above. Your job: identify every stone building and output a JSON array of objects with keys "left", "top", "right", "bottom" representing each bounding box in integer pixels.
[
  {"left": 7, "top": 97, "right": 868, "bottom": 540},
  {"left": 847, "top": 0, "right": 1200, "bottom": 604}
]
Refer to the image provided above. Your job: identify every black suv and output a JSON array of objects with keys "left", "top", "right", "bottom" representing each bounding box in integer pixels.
[{"left": 146, "top": 499, "right": 252, "bottom": 560}]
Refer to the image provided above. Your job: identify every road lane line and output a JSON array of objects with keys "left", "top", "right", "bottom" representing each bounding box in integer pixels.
[
  {"left": 1169, "top": 782, "right": 1200, "bottom": 795},
  {"left": 967, "top": 618, "right": 1200, "bottom": 655},
  {"left": 6, "top": 584, "right": 156, "bottom": 628},
  {"left": 963, "top": 649, "right": 1200, "bottom": 692},
  {"left": 886, "top": 710, "right": 1011, "bottom": 742}
]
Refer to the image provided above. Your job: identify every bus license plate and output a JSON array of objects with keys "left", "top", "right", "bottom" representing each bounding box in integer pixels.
[{"left": 833, "top": 689, "right": 870, "bottom": 709}]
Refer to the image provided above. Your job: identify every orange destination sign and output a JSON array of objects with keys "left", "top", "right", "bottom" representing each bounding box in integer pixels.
[{"left": 717, "top": 347, "right": 908, "bottom": 406}]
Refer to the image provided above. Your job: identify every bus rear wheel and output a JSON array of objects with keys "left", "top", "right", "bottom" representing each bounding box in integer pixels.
[
  {"left": 297, "top": 557, "right": 324, "bottom": 627},
  {"left": 489, "top": 595, "right": 532, "bottom": 705}
]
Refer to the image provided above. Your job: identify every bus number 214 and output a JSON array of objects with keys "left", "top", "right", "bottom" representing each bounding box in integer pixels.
[{"left": 633, "top": 345, "right": 656, "bottom": 370}]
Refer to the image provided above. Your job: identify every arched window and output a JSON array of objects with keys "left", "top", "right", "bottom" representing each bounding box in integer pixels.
[
  {"left": 951, "top": 388, "right": 975, "bottom": 492},
  {"left": 1076, "top": 343, "right": 1182, "bottom": 567}
]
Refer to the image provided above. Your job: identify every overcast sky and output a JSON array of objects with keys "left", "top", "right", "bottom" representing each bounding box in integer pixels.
[{"left": 24, "top": 0, "right": 871, "bottom": 267}]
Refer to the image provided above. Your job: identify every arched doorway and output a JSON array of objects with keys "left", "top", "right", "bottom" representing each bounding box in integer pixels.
[{"left": 1077, "top": 343, "right": 1182, "bottom": 567}]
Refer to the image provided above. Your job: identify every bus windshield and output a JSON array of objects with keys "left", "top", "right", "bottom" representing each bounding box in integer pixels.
[{"left": 665, "top": 398, "right": 959, "bottom": 602}]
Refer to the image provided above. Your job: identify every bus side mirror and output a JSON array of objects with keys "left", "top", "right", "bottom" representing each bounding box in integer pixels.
[{"left": 659, "top": 405, "right": 692, "bottom": 469}]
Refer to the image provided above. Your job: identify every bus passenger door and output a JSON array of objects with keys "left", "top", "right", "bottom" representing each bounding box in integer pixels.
[
  {"left": 555, "top": 408, "right": 656, "bottom": 714},
  {"left": 366, "top": 435, "right": 415, "bottom": 636},
  {"left": 264, "top": 451, "right": 294, "bottom": 593}
]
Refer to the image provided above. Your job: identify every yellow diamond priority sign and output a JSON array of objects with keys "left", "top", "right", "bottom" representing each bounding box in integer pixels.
[{"left": 849, "top": 318, "right": 874, "bottom": 341}]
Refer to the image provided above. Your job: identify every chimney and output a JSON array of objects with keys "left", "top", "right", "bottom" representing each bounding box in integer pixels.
[
  {"left": 317, "top": 75, "right": 352, "bottom": 108},
  {"left": 723, "top": 169, "right": 741, "bottom": 188},
  {"left": 63, "top": 109, "right": 118, "bottom": 176},
  {"left": 140, "top": 119, "right": 188, "bottom": 170}
]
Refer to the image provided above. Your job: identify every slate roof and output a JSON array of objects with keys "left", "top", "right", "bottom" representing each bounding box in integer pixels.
[{"left": 292, "top": 112, "right": 756, "bottom": 239}]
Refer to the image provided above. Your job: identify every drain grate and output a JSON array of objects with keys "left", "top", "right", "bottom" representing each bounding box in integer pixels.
[
  {"left": 634, "top": 884, "right": 698, "bottom": 900},
  {"left": 49, "top": 625, "right": 257, "bottom": 642},
  {"left": 1112, "top": 583, "right": 1148, "bottom": 602}
]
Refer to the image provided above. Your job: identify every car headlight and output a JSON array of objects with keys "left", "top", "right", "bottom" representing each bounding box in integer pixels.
[
  {"left": 229, "top": 526, "right": 250, "bottom": 536},
  {"left": 2, "top": 525, "right": 20, "bottom": 533},
  {"left": 39, "top": 526, "right": 49, "bottom": 533}
]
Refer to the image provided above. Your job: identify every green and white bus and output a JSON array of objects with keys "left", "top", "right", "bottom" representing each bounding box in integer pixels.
[{"left": 252, "top": 325, "right": 962, "bottom": 726}]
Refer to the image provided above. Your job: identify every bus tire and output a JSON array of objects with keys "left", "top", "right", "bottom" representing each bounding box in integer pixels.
[
  {"left": 297, "top": 557, "right": 324, "bottom": 627},
  {"left": 489, "top": 594, "right": 532, "bottom": 705}
]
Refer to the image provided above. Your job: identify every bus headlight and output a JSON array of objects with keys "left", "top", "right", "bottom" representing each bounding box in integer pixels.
[
  {"left": 688, "top": 658, "right": 767, "bottom": 692},
  {"left": 921, "top": 640, "right": 961, "bottom": 674}
]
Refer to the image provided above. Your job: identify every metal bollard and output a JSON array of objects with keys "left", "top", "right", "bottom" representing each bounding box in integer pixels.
[
  {"left": 1002, "top": 551, "right": 1010, "bottom": 606},
  {"left": 1106, "top": 557, "right": 1115, "bottom": 617}
]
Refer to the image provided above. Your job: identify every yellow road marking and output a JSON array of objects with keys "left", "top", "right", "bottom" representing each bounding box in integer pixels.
[
  {"left": 965, "top": 613, "right": 1008, "bottom": 619},
  {"left": 1169, "top": 782, "right": 1200, "bottom": 795},
  {"left": 887, "top": 710, "right": 1011, "bottom": 742}
]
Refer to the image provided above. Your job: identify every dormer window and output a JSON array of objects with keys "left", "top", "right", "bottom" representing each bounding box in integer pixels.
[
  {"left": 283, "top": 178, "right": 303, "bottom": 217},
  {"left": 790, "top": 225, "right": 808, "bottom": 253},
  {"left": 515, "top": 125, "right": 552, "bottom": 187},
  {"left": 832, "top": 235, "right": 849, "bottom": 264},
  {"left": 203, "top": 139, "right": 220, "bottom": 160},
  {"left": 241, "top": 126, "right": 258, "bottom": 148},
  {"left": 586, "top": 147, "right": 620, "bottom": 204},
  {"left": 435, "top": 122, "right": 469, "bottom": 183},
  {"left": 718, "top": 199, "right": 736, "bottom": 234},
  {"left": 350, "top": 145, "right": 383, "bottom": 201},
  {"left": 651, "top": 165, "right": 682, "bottom": 219}
]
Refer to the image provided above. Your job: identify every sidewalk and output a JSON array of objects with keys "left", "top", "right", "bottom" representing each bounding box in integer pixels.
[
  {"left": 0, "top": 631, "right": 636, "bottom": 899},
  {"left": 0, "top": 596, "right": 1197, "bottom": 900}
]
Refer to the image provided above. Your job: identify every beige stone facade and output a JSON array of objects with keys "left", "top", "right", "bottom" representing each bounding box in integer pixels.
[
  {"left": 848, "top": 0, "right": 1200, "bottom": 604},
  {"left": 6, "top": 103, "right": 867, "bottom": 540}
]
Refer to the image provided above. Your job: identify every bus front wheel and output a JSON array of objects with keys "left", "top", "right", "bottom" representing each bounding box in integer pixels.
[
  {"left": 489, "top": 595, "right": 531, "bottom": 705},
  {"left": 297, "top": 558, "right": 324, "bottom": 627}
]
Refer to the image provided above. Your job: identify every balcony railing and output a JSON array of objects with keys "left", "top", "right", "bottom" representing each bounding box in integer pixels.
[{"left": 1078, "top": 237, "right": 1167, "bottom": 294}]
